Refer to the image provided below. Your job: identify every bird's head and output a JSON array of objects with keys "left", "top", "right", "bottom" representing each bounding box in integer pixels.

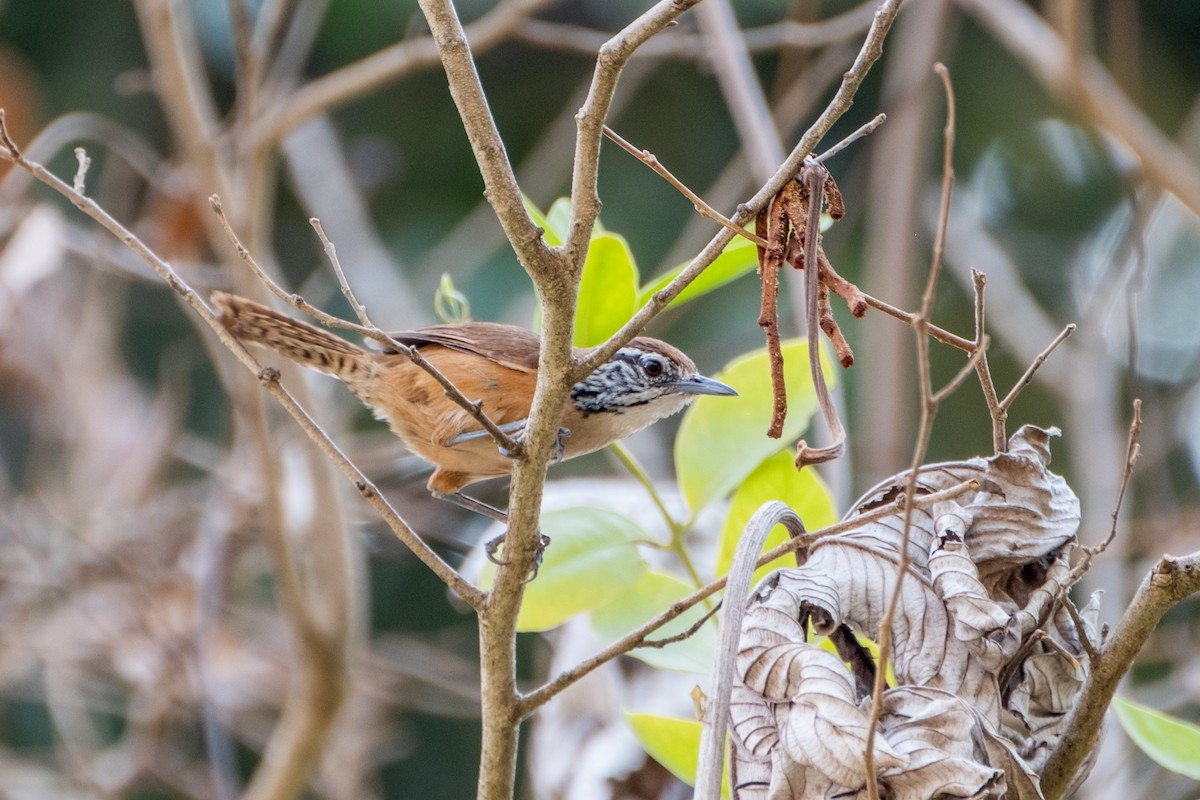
[{"left": 570, "top": 338, "right": 736, "bottom": 420}]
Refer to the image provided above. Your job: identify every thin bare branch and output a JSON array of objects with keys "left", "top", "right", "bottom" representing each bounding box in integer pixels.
[
  {"left": 971, "top": 270, "right": 1007, "bottom": 453},
  {"left": 603, "top": 125, "right": 768, "bottom": 247},
  {"left": 1070, "top": 399, "right": 1143, "bottom": 585},
  {"left": 1064, "top": 597, "right": 1100, "bottom": 661},
  {"left": 998, "top": 323, "right": 1078, "bottom": 412},
  {"left": 862, "top": 294, "right": 976, "bottom": 351},
  {"left": 931, "top": 336, "right": 989, "bottom": 405},
  {"left": 863, "top": 63, "right": 959, "bottom": 800},
  {"left": 643, "top": 603, "right": 722, "bottom": 649},
  {"left": 310, "top": 217, "right": 370, "bottom": 326},
  {"left": 814, "top": 113, "right": 887, "bottom": 163}
]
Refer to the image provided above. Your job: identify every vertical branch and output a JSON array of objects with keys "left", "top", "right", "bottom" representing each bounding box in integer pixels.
[
  {"left": 971, "top": 269, "right": 1008, "bottom": 452},
  {"left": 862, "top": 63, "right": 957, "bottom": 800}
]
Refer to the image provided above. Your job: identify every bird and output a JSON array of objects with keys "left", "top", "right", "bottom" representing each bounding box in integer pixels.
[{"left": 212, "top": 292, "right": 736, "bottom": 515}]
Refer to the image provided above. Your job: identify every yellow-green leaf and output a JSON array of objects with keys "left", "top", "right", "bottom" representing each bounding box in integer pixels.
[
  {"left": 1114, "top": 695, "right": 1200, "bottom": 780},
  {"left": 675, "top": 338, "right": 836, "bottom": 512},
  {"left": 575, "top": 232, "right": 639, "bottom": 346},
  {"left": 624, "top": 712, "right": 729, "bottom": 796},
  {"left": 715, "top": 450, "right": 838, "bottom": 583},
  {"left": 523, "top": 196, "right": 561, "bottom": 247}
]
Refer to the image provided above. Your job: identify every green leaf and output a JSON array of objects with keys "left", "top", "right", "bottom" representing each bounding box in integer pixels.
[
  {"left": 636, "top": 236, "right": 759, "bottom": 310},
  {"left": 522, "top": 196, "right": 560, "bottom": 247},
  {"left": 590, "top": 571, "right": 717, "bottom": 674},
  {"left": 479, "top": 508, "right": 649, "bottom": 632},
  {"left": 575, "top": 232, "right": 639, "bottom": 347},
  {"left": 625, "top": 712, "right": 730, "bottom": 796},
  {"left": 715, "top": 449, "right": 838, "bottom": 583},
  {"left": 1114, "top": 695, "right": 1200, "bottom": 780},
  {"left": 675, "top": 338, "right": 836, "bottom": 512},
  {"left": 545, "top": 197, "right": 572, "bottom": 244}
]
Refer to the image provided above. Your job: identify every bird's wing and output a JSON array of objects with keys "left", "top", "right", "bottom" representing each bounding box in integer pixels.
[{"left": 381, "top": 322, "right": 540, "bottom": 373}]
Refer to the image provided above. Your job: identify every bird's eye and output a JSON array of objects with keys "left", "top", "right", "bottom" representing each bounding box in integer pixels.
[{"left": 642, "top": 357, "right": 664, "bottom": 377}]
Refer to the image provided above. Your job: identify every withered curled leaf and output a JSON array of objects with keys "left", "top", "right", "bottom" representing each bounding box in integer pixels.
[{"left": 727, "top": 426, "right": 1098, "bottom": 799}]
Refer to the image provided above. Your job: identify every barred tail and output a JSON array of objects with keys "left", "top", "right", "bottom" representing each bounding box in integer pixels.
[{"left": 212, "top": 292, "right": 369, "bottom": 382}]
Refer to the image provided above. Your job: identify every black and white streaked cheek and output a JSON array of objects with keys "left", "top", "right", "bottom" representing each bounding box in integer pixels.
[{"left": 570, "top": 347, "right": 691, "bottom": 416}]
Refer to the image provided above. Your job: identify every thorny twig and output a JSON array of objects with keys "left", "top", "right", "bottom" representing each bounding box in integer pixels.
[{"left": 208, "top": 195, "right": 525, "bottom": 459}]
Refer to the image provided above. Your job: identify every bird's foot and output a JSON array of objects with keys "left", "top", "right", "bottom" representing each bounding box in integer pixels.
[
  {"left": 551, "top": 427, "right": 571, "bottom": 464},
  {"left": 498, "top": 426, "right": 570, "bottom": 462},
  {"left": 485, "top": 532, "right": 552, "bottom": 581}
]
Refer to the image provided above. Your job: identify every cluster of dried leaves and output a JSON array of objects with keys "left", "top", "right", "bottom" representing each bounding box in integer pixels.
[{"left": 728, "top": 426, "right": 1098, "bottom": 799}]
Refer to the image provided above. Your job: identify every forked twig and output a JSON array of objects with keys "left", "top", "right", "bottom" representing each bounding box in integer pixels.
[{"left": 998, "top": 323, "right": 1077, "bottom": 412}]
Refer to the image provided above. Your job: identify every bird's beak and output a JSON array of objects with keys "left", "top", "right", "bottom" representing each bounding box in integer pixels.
[{"left": 669, "top": 374, "right": 738, "bottom": 397}]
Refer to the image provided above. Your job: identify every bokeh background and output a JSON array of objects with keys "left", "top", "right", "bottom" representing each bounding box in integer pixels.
[{"left": 1, "top": 0, "right": 1198, "bottom": 797}]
